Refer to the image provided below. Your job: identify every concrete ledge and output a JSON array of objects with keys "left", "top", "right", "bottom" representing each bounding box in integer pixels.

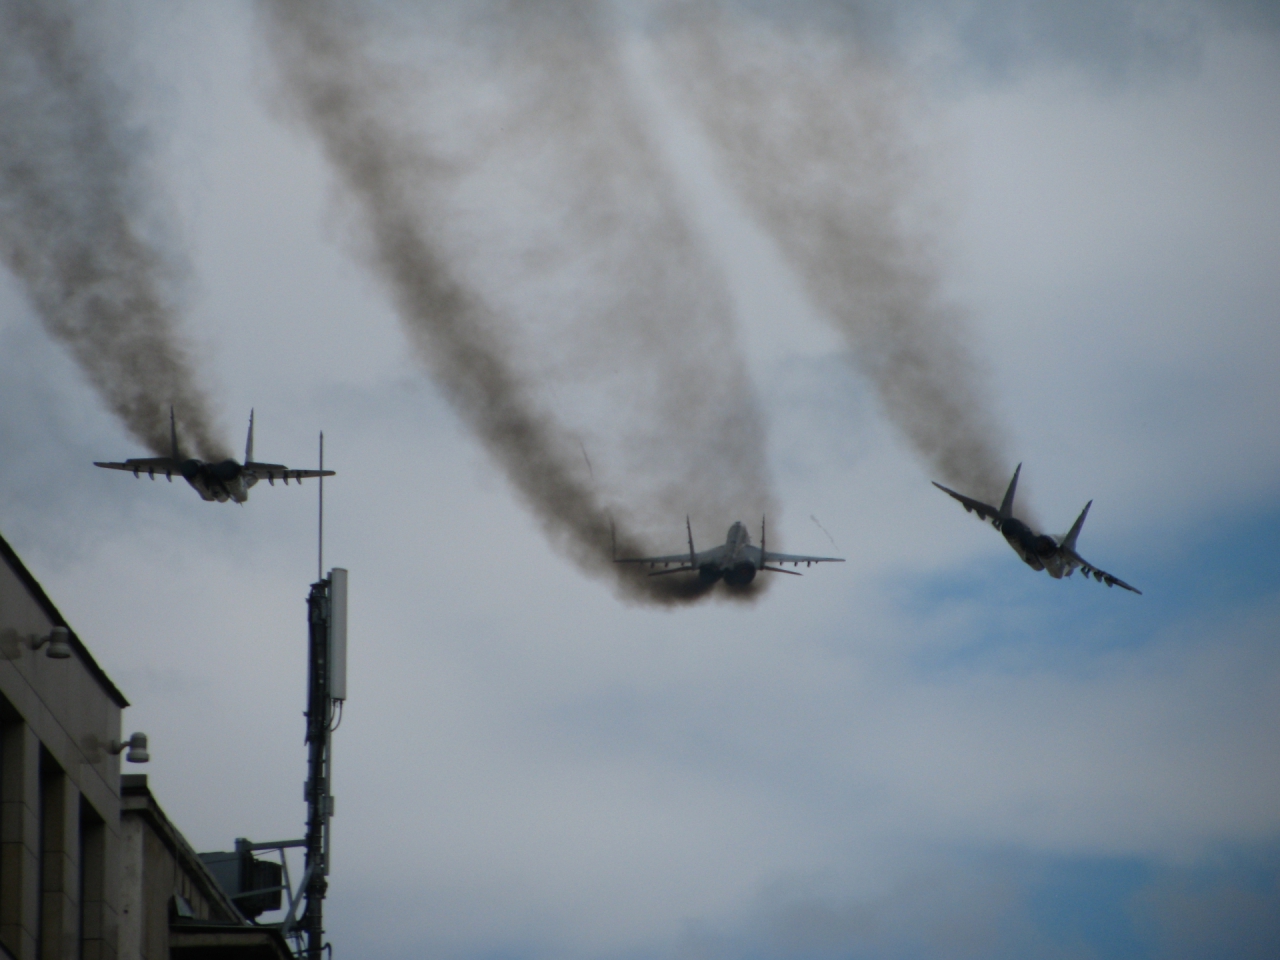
[{"left": 169, "top": 923, "right": 293, "bottom": 960}]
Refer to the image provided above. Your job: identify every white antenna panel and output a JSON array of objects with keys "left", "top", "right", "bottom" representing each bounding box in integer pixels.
[{"left": 328, "top": 568, "right": 348, "bottom": 701}]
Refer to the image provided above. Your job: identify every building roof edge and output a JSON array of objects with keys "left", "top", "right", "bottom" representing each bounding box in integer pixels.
[
  {"left": 0, "top": 529, "right": 129, "bottom": 708},
  {"left": 121, "top": 774, "right": 248, "bottom": 924}
]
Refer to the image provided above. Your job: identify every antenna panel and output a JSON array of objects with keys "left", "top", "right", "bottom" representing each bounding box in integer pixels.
[{"left": 328, "top": 568, "right": 348, "bottom": 701}]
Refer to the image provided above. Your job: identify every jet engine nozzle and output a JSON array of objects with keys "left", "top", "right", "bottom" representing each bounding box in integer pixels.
[
  {"left": 210, "top": 460, "right": 242, "bottom": 483},
  {"left": 698, "top": 565, "right": 723, "bottom": 585},
  {"left": 181, "top": 459, "right": 202, "bottom": 482},
  {"left": 1033, "top": 534, "right": 1058, "bottom": 558}
]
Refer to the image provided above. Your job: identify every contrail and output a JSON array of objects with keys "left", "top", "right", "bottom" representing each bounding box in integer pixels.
[
  {"left": 653, "top": 3, "right": 1013, "bottom": 506},
  {"left": 810, "top": 515, "right": 839, "bottom": 550},
  {"left": 260, "top": 0, "right": 774, "bottom": 604},
  {"left": 0, "top": 0, "right": 228, "bottom": 460}
]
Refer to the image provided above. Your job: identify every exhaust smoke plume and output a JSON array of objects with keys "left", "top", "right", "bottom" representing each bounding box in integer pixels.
[
  {"left": 0, "top": 0, "right": 228, "bottom": 460},
  {"left": 654, "top": 5, "right": 1012, "bottom": 502},
  {"left": 261, "top": 1, "right": 775, "bottom": 604}
]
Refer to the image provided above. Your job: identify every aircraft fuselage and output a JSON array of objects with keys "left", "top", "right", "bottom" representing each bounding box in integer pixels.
[
  {"left": 616, "top": 516, "right": 842, "bottom": 583},
  {"left": 698, "top": 521, "right": 759, "bottom": 585},
  {"left": 997, "top": 516, "right": 1075, "bottom": 578},
  {"left": 179, "top": 458, "right": 258, "bottom": 504}
]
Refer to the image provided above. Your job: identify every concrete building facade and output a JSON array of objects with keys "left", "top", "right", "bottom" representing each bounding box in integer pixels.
[
  {"left": 0, "top": 534, "right": 128, "bottom": 960},
  {"left": 0, "top": 533, "right": 288, "bottom": 960},
  {"left": 120, "top": 777, "right": 289, "bottom": 960}
]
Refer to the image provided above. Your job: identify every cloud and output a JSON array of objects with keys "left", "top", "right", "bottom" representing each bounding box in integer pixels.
[
  {"left": 679, "top": 0, "right": 1279, "bottom": 80},
  {"left": 1, "top": 4, "right": 1278, "bottom": 960},
  {"left": 684, "top": 844, "right": 1280, "bottom": 960},
  {"left": 1133, "top": 850, "right": 1280, "bottom": 960}
]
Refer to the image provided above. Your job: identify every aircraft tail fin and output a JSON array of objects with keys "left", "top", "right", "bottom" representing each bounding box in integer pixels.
[
  {"left": 244, "top": 409, "right": 255, "bottom": 464},
  {"left": 686, "top": 516, "right": 696, "bottom": 568},
  {"left": 1062, "top": 500, "right": 1091, "bottom": 552},
  {"left": 169, "top": 407, "right": 179, "bottom": 460},
  {"left": 999, "top": 463, "right": 1022, "bottom": 519},
  {"left": 760, "top": 515, "right": 766, "bottom": 559}
]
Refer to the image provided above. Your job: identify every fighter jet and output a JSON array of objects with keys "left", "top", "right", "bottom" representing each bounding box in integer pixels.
[
  {"left": 933, "top": 464, "right": 1140, "bottom": 593},
  {"left": 615, "top": 518, "right": 843, "bottom": 586},
  {"left": 95, "top": 410, "right": 334, "bottom": 504}
]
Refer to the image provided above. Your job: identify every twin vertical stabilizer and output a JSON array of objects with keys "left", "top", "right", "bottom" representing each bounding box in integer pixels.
[
  {"left": 1061, "top": 501, "right": 1092, "bottom": 552},
  {"left": 999, "top": 463, "right": 1022, "bottom": 519}
]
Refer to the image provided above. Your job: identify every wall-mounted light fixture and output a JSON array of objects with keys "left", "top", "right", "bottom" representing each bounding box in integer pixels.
[
  {"left": 109, "top": 732, "right": 149, "bottom": 763},
  {"left": 28, "top": 626, "right": 72, "bottom": 659}
]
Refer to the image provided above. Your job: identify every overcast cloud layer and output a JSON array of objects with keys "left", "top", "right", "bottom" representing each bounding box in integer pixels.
[{"left": 0, "top": 1, "right": 1277, "bottom": 958}]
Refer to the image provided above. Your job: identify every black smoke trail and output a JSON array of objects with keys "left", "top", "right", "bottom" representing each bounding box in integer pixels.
[
  {"left": 0, "top": 0, "right": 227, "bottom": 459},
  {"left": 261, "top": 1, "right": 775, "bottom": 604},
  {"left": 654, "top": 3, "right": 1014, "bottom": 504}
]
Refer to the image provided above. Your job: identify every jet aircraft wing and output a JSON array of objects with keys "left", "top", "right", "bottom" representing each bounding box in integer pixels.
[
  {"left": 1062, "top": 549, "right": 1142, "bottom": 594},
  {"left": 756, "top": 549, "right": 844, "bottom": 567},
  {"left": 613, "top": 516, "right": 726, "bottom": 575},
  {"left": 244, "top": 462, "right": 336, "bottom": 483},
  {"left": 94, "top": 457, "right": 181, "bottom": 477},
  {"left": 615, "top": 541, "right": 728, "bottom": 576},
  {"left": 931, "top": 481, "right": 1001, "bottom": 524},
  {"left": 614, "top": 552, "right": 695, "bottom": 565},
  {"left": 615, "top": 546, "right": 725, "bottom": 570}
]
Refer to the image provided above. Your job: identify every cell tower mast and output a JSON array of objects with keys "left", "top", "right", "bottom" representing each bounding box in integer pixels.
[{"left": 299, "top": 432, "right": 346, "bottom": 958}]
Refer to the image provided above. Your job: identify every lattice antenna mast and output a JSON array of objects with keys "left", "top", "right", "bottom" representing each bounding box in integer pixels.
[
  {"left": 318, "top": 433, "right": 324, "bottom": 582},
  {"left": 300, "top": 564, "right": 346, "bottom": 958},
  {"left": 297, "top": 432, "right": 346, "bottom": 958}
]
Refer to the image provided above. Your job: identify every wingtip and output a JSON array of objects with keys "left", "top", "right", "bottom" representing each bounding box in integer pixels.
[{"left": 932, "top": 480, "right": 964, "bottom": 500}]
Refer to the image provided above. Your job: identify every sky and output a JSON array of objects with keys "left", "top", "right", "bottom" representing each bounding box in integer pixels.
[{"left": 1, "top": 1, "right": 1278, "bottom": 958}]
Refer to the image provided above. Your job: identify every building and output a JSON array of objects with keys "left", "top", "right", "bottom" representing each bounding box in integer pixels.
[
  {"left": 121, "top": 776, "right": 289, "bottom": 960},
  {"left": 0, "top": 532, "right": 289, "bottom": 960}
]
